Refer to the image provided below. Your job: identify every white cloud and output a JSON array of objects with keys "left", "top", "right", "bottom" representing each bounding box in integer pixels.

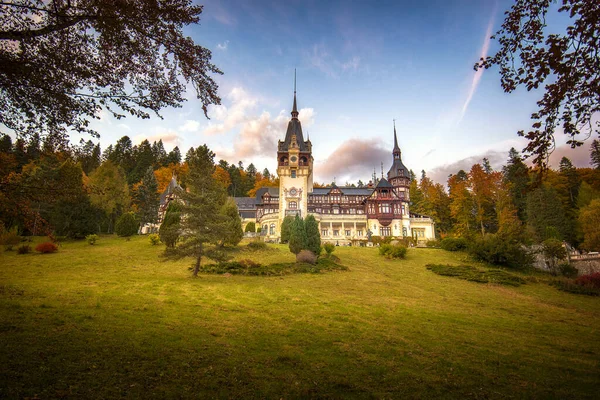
[
  {"left": 216, "top": 40, "right": 229, "bottom": 51},
  {"left": 179, "top": 120, "right": 200, "bottom": 132},
  {"left": 203, "top": 87, "right": 257, "bottom": 135},
  {"left": 341, "top": 56, "right": 361, "bottom": 71},
  {"left": 134, "top": 129, "right": 181, "bottom": 147}
]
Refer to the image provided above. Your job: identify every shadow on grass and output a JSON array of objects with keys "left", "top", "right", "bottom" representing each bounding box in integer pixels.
[{"left": 426, "top": 264, "right": 526, "bottom": 287}]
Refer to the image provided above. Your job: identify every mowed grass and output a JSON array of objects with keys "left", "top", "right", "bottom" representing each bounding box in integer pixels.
[{"left": 1, "top": 236, "right": 599, "bottom": 399}]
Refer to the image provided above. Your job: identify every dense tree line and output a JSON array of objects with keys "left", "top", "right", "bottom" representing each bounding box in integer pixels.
[
  {"left": 410, "top": 146, "right": 600, "bottom": 251},
  {"left": 0, "top": 133, "right": 254, "bottom": 239}
]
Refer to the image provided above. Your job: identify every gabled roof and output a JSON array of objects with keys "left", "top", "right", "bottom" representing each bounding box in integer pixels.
[
  {"left": 233, "top": 197, "right": 257, "bottom": 210},
  {"left": 159, "top": 176, "right": 182, "bottom": 205},
  {"left": 376, "top": 178, "right": 393, "bottom": 188},
  {"left": 255, "top": 187, "right": 279, "bottom": 200}
]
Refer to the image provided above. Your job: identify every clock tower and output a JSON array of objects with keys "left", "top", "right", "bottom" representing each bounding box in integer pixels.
[{"left": 276, "top": 74, "right": 313, "bottom": 227}]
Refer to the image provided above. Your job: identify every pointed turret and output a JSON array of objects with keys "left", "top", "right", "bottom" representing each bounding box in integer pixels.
[
  {"left": 291, "top": 69, "right": 299, "bottom": 120},
  {"left": 393, "top": 120, "right": 401, "bottom": 160},
  {"left": 278, "top": 70, "right": 308, "bottom": 152},
  {"left": 387, "top": 121, "right": 409, "bottom": 180}
]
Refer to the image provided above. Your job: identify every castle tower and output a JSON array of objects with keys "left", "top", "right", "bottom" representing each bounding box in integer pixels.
[
  {"left": 387, "top": 121, "right": 411, "bottom": 217},
  {"left": 276, "top": 72, "right": 313, "bottom": 226}
]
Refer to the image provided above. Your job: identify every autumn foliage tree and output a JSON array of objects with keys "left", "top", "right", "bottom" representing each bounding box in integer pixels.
[{"left": 0, "top": 0, "right": 222, "bottom": 140}]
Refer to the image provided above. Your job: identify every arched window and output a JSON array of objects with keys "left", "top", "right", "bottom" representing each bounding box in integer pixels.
[{"left": 270, "top": 224, "right": 276, "bottom": 235}]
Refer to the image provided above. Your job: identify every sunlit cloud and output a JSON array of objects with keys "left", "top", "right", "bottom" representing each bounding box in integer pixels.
[
  {"left": 179, "top": 120, "right": 200, "bottom": 132},
  {"left": 216, "top": 40, "right": 229, "bottom": 51}
]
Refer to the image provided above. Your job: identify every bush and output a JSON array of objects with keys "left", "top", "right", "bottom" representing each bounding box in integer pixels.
[
  {"left": 247, "top": 241, "right": 267, "bottom": 251},
  {"left": 0, "top": 226, "right": 21, "bottom": 250},
  {"left": 149, "top": 233, "right": 160, "bottom": 245},
  {"left": 426, "top": 264, "right": 526, "bottom": 287},
  {"left": 467, "top": 234, "right": 532, "bottom": 269},
  {"left": 35, "top": 242, "right": 58, "bottom": 254},
  {"left": 426, "top": 239, "right": 440, "bottom": 248},
  {"left": 115, "top": 212, "right": 138, "bottom": 237},
  {"left": 440, "top": 237, "right": 468, "bottom": 251},
  {"left": 553, "top": 278, "right": 600, "bottom": 296},
  {"left": 86, "top": 234, "right": 98, "bottom": 245},
  {"left": 559, "top": 263, "right": 578, "bottom": 278},
  {"left": 296, "top": 249, "right": 317, "bottom": 265},
  {"left": 323, "top": 242, "right": 335, "bottom": 255},
  {"left": 575, "top": 272, "right": 600, "bottom": 289},
  {"left": 17, "top": 244, "right": 31, "bottom": 254},
  {"left": 379, "top": 244, "right": 407, "bottom": 259},
  {"left": 244, "top": 222, "right": 256, "bottom": 233}
]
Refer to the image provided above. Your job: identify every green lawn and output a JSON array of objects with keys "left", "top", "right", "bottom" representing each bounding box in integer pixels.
[{"left": 1, "top": 236, "right": 599, "bottom": 399}]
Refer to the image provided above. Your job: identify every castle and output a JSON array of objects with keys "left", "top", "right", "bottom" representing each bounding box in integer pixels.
[{"left": 235, "top": 86, "right": 436, "bottom": 245}]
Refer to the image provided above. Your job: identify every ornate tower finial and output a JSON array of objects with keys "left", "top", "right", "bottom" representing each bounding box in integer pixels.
[
  {"left": 291, "top": 69, "right": 299, "bottom": 119},
  {"left": 381, "top": 162, "right": 384, "bottom": 178},
  {"left": 393, "top": 120, "right": 401, "bottom": 160}
]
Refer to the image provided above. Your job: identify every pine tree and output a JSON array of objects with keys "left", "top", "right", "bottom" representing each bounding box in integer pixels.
[
  {"left": 219, "top": 198, "right": 243, "bottom": 247},
  {"left": 159, "top": 202, "right": 182, "bottom": 248},
  {"left": 288, "top": 215, "right": 306, "bottom": 256},
  {"left": 591, "top": 140, "right": 600, "bottom": 170},
  {"left": 304, "top": 215, "right": 321, "bottom": 255},
  {"left": 165, "top": 145, "right": 229, "bottom": 278},
  {"left": 136, "top": 166, "right": 159, "bottom": 227},
  {"left": 166, "top": 146, "right": 182, "bottom": 165},
  {"left": 280, "top": 216, "right": 294, "bottom": 243},
  {"left": 115, "top": 212, "right": 138, "bottom": 237},
  {"left": 502, "top": 148, "right": 530, "bottom": 222}
]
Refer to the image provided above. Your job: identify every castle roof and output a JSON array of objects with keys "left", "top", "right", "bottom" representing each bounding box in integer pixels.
[
  {"left": 376, "top": 177, "right": 393, "bottom": 188},
  {"left": 278, "top": 72, "right": 310, "bottom": 152},
  {"left": 387, "top": 123, "right": 409, "bottom": 179}
]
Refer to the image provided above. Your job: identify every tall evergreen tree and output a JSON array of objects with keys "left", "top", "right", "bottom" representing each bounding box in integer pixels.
[
  {"left": 218, "top": 198, "right": 243, "bottom": 247},
  {"left": 166, "top": 146, "right": 182, "bottom": 165},
  {"left": 280, "top": 216, "right": 294, "bottom": 244},
  {"left": 288, "top": 215, "right": 306, "bottom": 256},
  {"left": 591, "top": 140, "right": 600, "bottom": 169},
  {"left": 159, "top": 202, "right": 182, "bottom": 248},
  {"left": 135, "top": 166, "right": 160, "bottom": 227},
  {"left": 526, "top": 186, "right": 569, "bottom": 242},
  {"left": 165, "top": 145, "right": 229, "bottom": 278},
  {"left": 502, "top": 148, "right": 530, "bottom": 222},
  {"left": 304, "top": 215, "right": 321, "bottom": 255}
]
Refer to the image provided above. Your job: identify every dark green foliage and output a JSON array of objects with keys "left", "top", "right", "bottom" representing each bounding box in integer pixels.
[
  {"left": 591, "top": 140, "right": 600, "bottom": 170},
  {"left": 426, "top": 239, "right": 440, "bottom": 248},
  {"left": 163, "top": 145, "right": 229, "bottom": 277},
  {"left": 115, "top": 212, "right": 138, "bottom": 237},
  {"left": 502, "top": 148, "right": 529, "bottom": 221},
  {"left": 219, "top": 199, "right": 243, "bottom": 247},
  {"left": 159, "top": 202, "right": 181, "bottom": 249},
  {"left": 244, "top": 222, "right": 256, "bottom": 233},
  {"left": 379, "top": 244, "right": 408, "bottom": 259},
  {"left": 304, "top": 215, "right": 321, "bottom": 256},
  {"left": 135, "top": 166, "right": 159, "bottom": 226},
  {"left": 542, "top": 239, "right": 567, "bottom": 275},
  {"left": 279, "top": 216, "right": 294, "bottom": 243},
  {"left": 288, "top": 215, "right": 306, "bottom": 255},
  {"left": 526, "top": 186, "right": 569, "bottom": 242},
  {"left": 440, "top": 237, "right": 468, "bottom": 251},
  {"left": 246, "top": 241, "right": 267, "bottom": 251},
  {"left": 426, "top": 264, "right": 526, "bottom": 287},
  {"left": 468, "top": 234, "right": 533, "bottom": 269},
  {"left": 197, "top": 257, "right": 347, "bottom": 276},
  {"left": 323, "top": 243, "right": 335, "bottom": 255},
  {"left": 559, "top": 263, "right": 579, "bottom": 278},
  {"left": 17, "top": 244, "right": 31, "bottom": 254},
  {"left": 553, "top": 278, "right": 600, "bottom": 296}
]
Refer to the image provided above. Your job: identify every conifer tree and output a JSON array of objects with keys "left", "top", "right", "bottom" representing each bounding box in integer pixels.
[
  {"left": 280, "top": 216, "right": 294, "bottom": 244},
  {"left": 136, "top": 166, "right": 159, "bottom": 227},
  {"left": 288, "top": 215, "right": 306, "bottom": 256},
  {"left": 159, "top": 202, "right": 181, "bottom": 248},
  {"left": 591, "top": 140, "right": 600, "bottom": 170},
  {"left": 304, "top": 215, "right": 321, "bottom": 255},
  {"left": 165, "top": 145, "right": 229, "bottom": 278},
  {"left": 219, "top": 198, "right": 243, "bottom": 247}
]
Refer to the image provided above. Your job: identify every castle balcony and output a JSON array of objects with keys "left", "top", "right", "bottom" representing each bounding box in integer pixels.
[{"left": 285, "top": 210, "right": 301, "bottom": 217}]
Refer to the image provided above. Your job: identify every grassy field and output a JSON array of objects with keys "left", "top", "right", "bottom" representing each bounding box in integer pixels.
[{"left": 1, "top": 236, "right": 599, "bottom": 399}]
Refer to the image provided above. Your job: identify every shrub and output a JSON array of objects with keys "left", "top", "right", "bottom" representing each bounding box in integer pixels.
[
  {"left": 296, "top": 249, "right": 317, "bottom": 265},
  {"left": 244, "top": 222, "right": 256, "bottom": 233},
  {"left": 17, "top": 244, "right": 31, "bottom": 254},
  {"left": 379, "top": 244, "right": 407, "bottom": 259},
  {"left": 426, "top": 264, "right": 526, "bottom": 287},
  {"left": 467, "top": 234, "right": 532, "bottom": 269},
  {"left": 115, "top": 212, "right": 138, "bottom": 237},
  {"left": 575, "top": 272, "right": 600, "bottom": 289},
  {"left": 149, "top": 233, "right": 160, "bottom": 245},
  {"left": 35, "top": 242, "right": 58, "bottom": 254},
  {"left": 323, "top": 242, "right": 335, "bottom": 255},
  {"left": 559, "top": 263, "right": 578, "bottom": 278},
  {"left": 426, "top": 239, "right": 440, "bottom": 248},
  {"left": 0, "top": 226, "right": 21, "bottom": 250},
  {"left": 553, "top": 278, "right": 600, "bottom": 296},
  {"left": 440, "top": 237, "right": 468, "bottom": 251},
  {"left": 86, "top": 234, "right": 99, "bottom": 245},
  {"left": 247, "top": 241, "right": 267, "bottom": 251}
]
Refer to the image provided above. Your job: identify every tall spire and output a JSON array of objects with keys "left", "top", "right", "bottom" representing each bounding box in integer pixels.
[
  {"left": 291, "top": 68, "right": 299, "bottom": 119},
  {"left": 393, "top": 119, "right": 401, "bottom": 159}
]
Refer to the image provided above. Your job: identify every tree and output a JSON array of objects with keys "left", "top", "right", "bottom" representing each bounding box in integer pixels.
[
  {"left": 135, "top": 166, "right": 159, "bottom": 228},
  {"left": 542, "top": 238, "right": 567, "bottom": 275},
  {"left": 165, "top": 145, "right": 229, "bottom": 278},
  {"left": 579, "top": 199, "right": 600, "bottom": 251},
  {"left": 218, "top": 198, "right": 243, "bottom": 247},
  {"left": 115, "top": 212, "right": 138, "bottom": 237},
  {"left": 280, "top": 216, "right": 294, "bottom": 244},
  {"left": 526, "top": 186, "right": 569, "bottom": 242},
  {"left": 288, "top": 215, "right": 306, "bottom": 257},
  {"left": 476, "top": 0, "right": 600, "bottom": 168},
  {"left": 1, "top": 0, "right": 222, "bottom": 140},
  {"left": 591, "top": 140, "right": 600, "bottom": 170},
  {"left": 502, "top": 148, "right": 530, "bottom": 222},
  {"left": 304, "top": 215, "right": 321, "bottom": 255},
  {"left": 88, "top": 161, "right": 130, "bottom": 233},
  {"left": 159, "top": 202, "right": 181, "bottom": 249},
  {"left": 244, "top": 222, "right": 256, "bottom": 233}
]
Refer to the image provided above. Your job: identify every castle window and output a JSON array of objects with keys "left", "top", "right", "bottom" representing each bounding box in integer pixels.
[
  {"left": 380, "top": 227, "right": 391, "bottom": 236},
  {"left": 288, "top": 201, "right": 297, "bottom": 209},
  {"left": 403, "top": 227, "right": 408, "bottom": 237},
  {"left": 357, "top": 230, "right": 363, "bottom": 237},
  {"left": 270, "top": 224, "right": 276, "bottom": 235},
  {"left": 345, "top": 229, "right": 351, "bottom": 236},
  {"left": 368, "top": 204, "right": 375, "bottom": 214},
  {"left": 291, "top": 170, "right": 296, "bottom": 178},
  {"left": 380, "top": 203, "right": 391, "bottom": 214},
  {"left": 402, "top": 205, "right": 406, "bottom": 214},
  {"left": 333, "top": 208, "right": 339, "bottom": 214},
  {"left": 394, "top": 204, "right": 401, "bottom": 214},
  {"left": 321, "top": 229, "right": 328, "bottom": 236},
  {"left": 333, "top": 230, "right": 339, "bottom": 236}
]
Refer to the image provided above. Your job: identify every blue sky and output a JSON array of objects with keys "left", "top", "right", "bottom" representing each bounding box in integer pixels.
[{"left": 90, "top": 0, "right": 591, "bottom": 184}]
